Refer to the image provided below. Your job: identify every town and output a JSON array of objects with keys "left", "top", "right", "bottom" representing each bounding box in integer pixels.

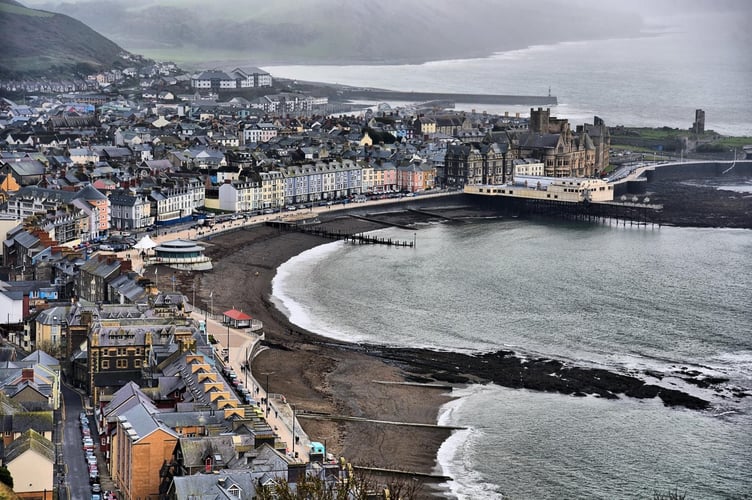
[{"left": 0, "top": 56, "right": 731, "bottom": 500}]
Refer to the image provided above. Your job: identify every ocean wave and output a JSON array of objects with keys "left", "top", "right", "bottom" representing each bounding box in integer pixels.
[{"left": 436, "top": 385, "right": 506, "bottom": 500}]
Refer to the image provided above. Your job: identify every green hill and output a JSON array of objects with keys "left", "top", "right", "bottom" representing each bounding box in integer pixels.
[{"left": 0, "top": 0, "right": 133, "bottom": 78}]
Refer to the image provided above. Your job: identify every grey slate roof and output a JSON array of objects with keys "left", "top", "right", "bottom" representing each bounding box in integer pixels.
[
  {"left": 172, "top": 471, "right": 257, "bottom": 499},
  {"left": 3, "top": 429, "right": 55, "bottom": 464}
]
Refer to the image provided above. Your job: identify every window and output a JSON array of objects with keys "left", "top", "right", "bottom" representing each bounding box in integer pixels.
[
  {"left": 117, "top": 348, "right": 126, "bottom": 356},
  {"left": 116, "top": 359, "right": 128, "bottom": 369},
  {"left": 102, "top": 360, "right": 109, "bottom": 369},
  {"left": 134, "top": 359, "right": 142, "bottom": 368}
]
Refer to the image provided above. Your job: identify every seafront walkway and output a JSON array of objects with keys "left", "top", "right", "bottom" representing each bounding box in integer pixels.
[{"left": 189, "top": 305, "right": 312, "bottom": 462}]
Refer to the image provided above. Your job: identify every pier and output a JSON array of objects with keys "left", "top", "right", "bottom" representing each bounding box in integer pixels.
[
  {"left": 470, "top": 194, "right": 663, "bottom": 227},
  {"left": 267, "top": 220, "right": 415, "bottom": 247}
]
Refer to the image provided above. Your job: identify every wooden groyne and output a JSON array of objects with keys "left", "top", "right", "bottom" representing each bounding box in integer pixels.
[
  {"left": 269, "top": 221, "right": 415, "bottom": 248},
  {"left": 349, "top": 213, "right": 415, "bottom": 230},
  {"left": 297, "top": 412, "right": 466, "bottom": 430},
  {"left": 352, "top": 466, "right": 452, "bottom": 481},
  {"left": 372, "top": 380, "right": 454, "bottom": 390},
  {"left": 406, "top": 208, "right": 464, "bottom": 221}
]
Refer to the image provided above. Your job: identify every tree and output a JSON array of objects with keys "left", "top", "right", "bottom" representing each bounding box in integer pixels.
[
  {"left": 0, "top": 466, "right": 13, "bottom": 489},
  {"left": 255, "top": 467, "right": 423, "bottom": 500}
]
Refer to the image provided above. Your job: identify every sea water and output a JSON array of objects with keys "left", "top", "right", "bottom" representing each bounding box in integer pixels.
[
  {"left": 264, "top": 10, "right": 752, "bottom": 136},
  {"left": 271, "top": 220, "right": 752, "bottom": 498}
]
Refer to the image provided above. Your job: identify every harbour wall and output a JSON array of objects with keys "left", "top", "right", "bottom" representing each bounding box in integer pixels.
[
  {"left": 642, "top": 160, "right": 752, "bottom": 181},
  {"left": 341, "top": 89, "right": 558, "bottom": 106}
]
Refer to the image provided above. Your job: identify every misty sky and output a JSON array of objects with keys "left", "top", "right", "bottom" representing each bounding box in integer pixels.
[{"left": 15, "top": 0, "right": 751, "bottom": 68}]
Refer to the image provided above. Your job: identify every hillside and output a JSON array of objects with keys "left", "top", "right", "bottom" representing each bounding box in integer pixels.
[
  {"left": 26, "top": 0, "right": 646, "bottom": 67},
  {"left": 0, "top": 0, "right": 133, "bottom": 78}
]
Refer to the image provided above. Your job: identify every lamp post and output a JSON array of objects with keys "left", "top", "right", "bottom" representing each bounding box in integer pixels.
[
  {"left": 226, "top": 322, "right": 230, "bottom": 361},
  {"left": 244, "top": 346, "right": 249, "bottom": 388},
  {"left": 292, "top": 404, "right": 296, "bottom": 456}
]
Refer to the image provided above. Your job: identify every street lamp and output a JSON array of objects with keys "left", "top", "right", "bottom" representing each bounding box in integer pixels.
[
  {"left": 226, "top": 322, "right": 230, "bottom": 361},
  {"left": 244, "top": 346, "right": 249, "bottom": 388},
  {"left": 292, "top": 404, "right": 296, "bottom": 456}
]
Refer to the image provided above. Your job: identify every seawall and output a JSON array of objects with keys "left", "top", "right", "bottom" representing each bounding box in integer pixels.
[
  {"left": 341, "top": 89, "right": 558, "bottom": 106},
  {"left": 642, "top": 160, "right": 752, "bottom": 181}
]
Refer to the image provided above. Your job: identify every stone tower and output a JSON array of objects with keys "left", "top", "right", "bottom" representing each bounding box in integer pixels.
[
  {"left": 529, "top": 107, "right": 550, "bottom": 133},
  {"left": 693, "top": 109, "right": 705, "bottom": 134}
]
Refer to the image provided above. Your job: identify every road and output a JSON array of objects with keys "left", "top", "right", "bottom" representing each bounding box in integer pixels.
[{"left": 60, "top": 384, "right": 90, "bottom": 500}]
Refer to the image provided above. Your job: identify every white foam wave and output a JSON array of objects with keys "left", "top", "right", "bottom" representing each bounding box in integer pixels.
[
  {"left": 270, "top": 241, "right": 365, "bottom": 342},
  {"left": 436, "top": 385, "right": 506, "bottom": 500}
]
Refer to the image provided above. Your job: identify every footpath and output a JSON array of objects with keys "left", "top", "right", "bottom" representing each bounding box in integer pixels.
[{"left": 189, "top": 305, "right": 312, "bottom": 462}]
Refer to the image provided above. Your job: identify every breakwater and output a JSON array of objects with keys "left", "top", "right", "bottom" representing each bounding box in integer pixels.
[
  {"left": 642, "top": 160, "right": 752, "bottom": 181},
  {"left": 341, "top": 89, "right": 558, "bottom": 106}
]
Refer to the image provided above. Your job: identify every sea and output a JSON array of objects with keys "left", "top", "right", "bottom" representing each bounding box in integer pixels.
[
  {"left": 262, "top": 11, "right": 752, "bottom": 137},
  {"left": 272, "top": 220, "right": 752, "bottom": 499},
  {"left": 262, "top": 10, "right": 752, "bottom": 499}
]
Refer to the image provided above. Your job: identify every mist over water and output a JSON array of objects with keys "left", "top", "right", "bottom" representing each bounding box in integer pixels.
[
  {"left": 265, "top": 11, "right": 752, "bottom": 136},
  {"left": 272, "top": 220, "right": 752, "bottom": 498}
]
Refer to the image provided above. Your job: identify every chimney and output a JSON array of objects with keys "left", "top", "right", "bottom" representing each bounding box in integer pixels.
[{"left": 21, "top": 368, "right": 34, "bottom": 382}]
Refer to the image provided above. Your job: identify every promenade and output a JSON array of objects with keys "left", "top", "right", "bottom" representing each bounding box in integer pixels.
[
  {"left": 110, "top": 191, "right": 456, "bottom": 464},
  {"left": 189, "top": 304, "right": 312, "bottom": 462}
]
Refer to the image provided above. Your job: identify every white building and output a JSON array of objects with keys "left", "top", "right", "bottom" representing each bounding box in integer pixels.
[
  {"left": 243, "top": 122, "right": 279, "bottom": 144},
  {"left": 465, "top": 176, "right": 614, "bottom": 203},
  {"left": 230, "top": 67, "right": 272, "bottom": 88},
  {"left": 512, "top": 158, "right": 546, "bottom": 178},
  {"left": 191, "top": 70, "right": 237, "bottom": 90},
  {"left": 218, "top": 178, "right": 262, "bottom": 213},
  {"left": 259, "top": 171, "right": 285, "bottom": 210},
  {"left": 149, "top": 180, "right": 205, "bottom": 225}
]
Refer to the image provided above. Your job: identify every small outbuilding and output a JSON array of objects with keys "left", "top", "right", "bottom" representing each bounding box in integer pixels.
[{"left": 223, "top": 309, "right": 252, "bottom": 328}]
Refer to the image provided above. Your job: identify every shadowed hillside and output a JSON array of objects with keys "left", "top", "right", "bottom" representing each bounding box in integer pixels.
[{"left": 0, "top": 0, "right": 134, "bottom": 77}]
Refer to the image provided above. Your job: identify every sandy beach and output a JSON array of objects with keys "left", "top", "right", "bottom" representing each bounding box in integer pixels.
[{"left": 167, "top": 210, "right": 463, "bottom": 494}]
